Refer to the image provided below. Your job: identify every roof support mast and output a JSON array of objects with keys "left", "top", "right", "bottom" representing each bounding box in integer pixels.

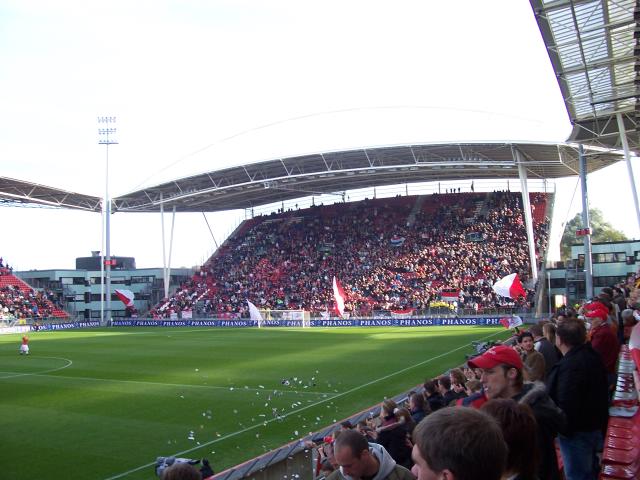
[
  {"left": 160, "top": 194, "right": 177, "bottom": 300},
  {"left": 98, "top": 116, "right": 117, "bottom": 326},
  {"left": 578, "top": 144, "right": 593, "bottom": 300},
  {"left": 514, "top": 148, "right": 538, "bottom": 283},
  {"left": 616, "top": 113, "right": 640, "bottom": 232}
]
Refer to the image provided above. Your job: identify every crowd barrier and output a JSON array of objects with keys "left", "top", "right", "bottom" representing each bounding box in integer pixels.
[
  {"left": 2, "top": 316, "right": 537, "bottom": 333},
  {"left": 111, "top": 317, "right": 512, "bottom": 328}
]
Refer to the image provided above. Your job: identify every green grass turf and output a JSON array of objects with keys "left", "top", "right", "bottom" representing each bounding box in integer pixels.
[{"left": 0, "top": 326, "right": 510, "bottom": 480}]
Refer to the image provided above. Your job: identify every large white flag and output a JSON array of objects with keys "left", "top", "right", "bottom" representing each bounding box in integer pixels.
[
  {"left": 247, "top": 300, "right": 263, "bottom": 325},
  {"left": 114, "top": 289, "right": 135, "bottom": 307},
  {"left": 492, "top": 273, "right": 526, "bottom": 299}
]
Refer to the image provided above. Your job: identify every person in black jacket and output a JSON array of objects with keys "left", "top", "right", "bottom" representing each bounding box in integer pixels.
[
  {"left": 437, "top": 376, "right": 457, "bottom": 407},
  {"left": 199, "top": 458, "right": 214, "bottom": 479},
  {"left": 375, "top": 399, "right": 413, "bottom": 469},
  {"left": 546, "top": 318, "right": 609, "bottom": 480},
  {"left": 422, "top": 379, "right": 444, "bottom": 412}
]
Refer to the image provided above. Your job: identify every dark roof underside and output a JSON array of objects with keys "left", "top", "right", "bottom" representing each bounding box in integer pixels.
[{"left": 112, "top": 142, "right": 623, "bottom": 213}]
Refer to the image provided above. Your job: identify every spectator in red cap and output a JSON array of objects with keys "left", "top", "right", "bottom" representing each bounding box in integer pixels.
[{"left": 468, "top": 345, "right": 565, "bottom": 480}]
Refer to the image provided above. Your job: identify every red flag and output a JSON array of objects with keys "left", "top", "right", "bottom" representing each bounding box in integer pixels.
[
  {"left": 332, "top": 277, "right": 346, "bottom": 317},
  {"left": 499, "top": 316, "right": 523, "bottom": 329},
  {"left": 492, "top": 273, "right": 526, "bottom": 299}
]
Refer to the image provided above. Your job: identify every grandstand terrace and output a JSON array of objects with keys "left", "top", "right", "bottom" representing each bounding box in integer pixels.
[
  {"left": 0, "top": 258, "right": 67, "bottom": 320},
  {"left": 1, "top": 1, "right": 639, "bottom": 478},
  {"left": 151, "top": 190, "right": 551, "bottom": 319}
]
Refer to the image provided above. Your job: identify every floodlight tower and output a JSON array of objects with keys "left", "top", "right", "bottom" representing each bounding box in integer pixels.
[{"left": 98, "top": 116, "right": 118, "bottom": 325}]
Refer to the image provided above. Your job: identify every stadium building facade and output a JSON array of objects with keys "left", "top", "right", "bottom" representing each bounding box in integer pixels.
[
  {"left": 547, "top": 240, "right": 640, "bottom": 307},
  {"left": 16, "top": 255, "right": 193, "bottom": 319}
]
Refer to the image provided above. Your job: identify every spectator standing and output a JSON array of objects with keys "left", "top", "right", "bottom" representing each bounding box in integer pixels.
[
  {"left": 546, "top": 319, "right": 609, "bottom": 480},
  {"left": 328, "top": 429, "right": 413, "bottom": 480},
  {"left": 482, "top": 399, "right": 539, "bottom": 480},
  {"left": 437, "top": 376, "right": 457, "bottom": 407},
  {"left": 517, "top": 331, "right": 546, "bottom": 382},
  {"left": 621, "top": 308, "right": 637, "bottom": 341},
  {"left": 411, "top": 407, "right": 507, "bottom": 480},
  {"left": 468, "top": 345, "right": 564, "bottom": 480},
  {"left": 375, "top": 399, "right": 413, "bottom": 469},
  {"left": 408, "top": 392, "right": 429, "bottom": 424},
  {"left": 448, "top": 368, "right": 468, "bottom": 400},
  {"left": 585, "top": 308, "right": 620, "bottom": 390},
  {"left": 423, "top": 380, "right": 444, "bottom": 412},
  {"left": 530, "top": 323, "right": 561, "bottom": 378}
]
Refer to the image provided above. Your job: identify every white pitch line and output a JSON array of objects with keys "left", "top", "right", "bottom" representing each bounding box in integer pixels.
[
  {"left": 0, "top": 356, "right": 73, "bottom": 379},
  {"left": 103, "top": 328, "right": 505, "bottom": 480},
  {"left": 0, "top": 372, "right": 334, "bottom": 396}
]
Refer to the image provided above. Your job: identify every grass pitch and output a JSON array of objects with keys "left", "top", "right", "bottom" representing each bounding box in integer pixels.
[{"left": 0, "top": 326, "right": 509, "bottom": 480}]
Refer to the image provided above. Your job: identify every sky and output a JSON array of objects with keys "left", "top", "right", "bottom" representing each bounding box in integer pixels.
[{"left": 0, "top": 0, "right": 638, "bottom": 272}]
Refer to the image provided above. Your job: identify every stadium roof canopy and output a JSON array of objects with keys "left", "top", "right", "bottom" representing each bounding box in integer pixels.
[
  {"left": 0, "top": 177, "right": 101, "bottom": 212},
  {"left": 110, "top": 142, "right": 623, "bottom": 213},
  {"left": 530, "top": 0, "right": 639, "bottom": 150}
]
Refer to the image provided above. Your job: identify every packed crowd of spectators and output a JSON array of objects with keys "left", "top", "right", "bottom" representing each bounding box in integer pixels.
[
  {"left": 0, "top": 285, "right": 58, "bottom": 320},
  {"left": 308, "top": 276, "right": 640, "bottom": 480},
  {"left": 0, "top": 256, "right": 63, "bottom": 320},
  {"left": 152, "top": 191, "right": 549, "bottom": 318}
]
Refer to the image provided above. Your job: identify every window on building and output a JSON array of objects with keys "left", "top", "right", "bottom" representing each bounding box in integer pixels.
[
  {"left": 593, "top": 276, "right": 627, "bottom": 287},
  {"left": 131, "top": 276, "right": 152, "bottom": 284},
  {"left": 593, "top": 252, "right": 626, "bottom": 263}
]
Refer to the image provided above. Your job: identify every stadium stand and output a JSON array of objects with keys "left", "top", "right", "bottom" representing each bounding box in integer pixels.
[
  {"left": 151, "top": 191, "right": 550, "bottom": 319},
  {"left": 600, "top": 342, "right": 640, "bottom": 479},
  {"left": 0, "top": 258, "right": 67, "bottom": 319}
]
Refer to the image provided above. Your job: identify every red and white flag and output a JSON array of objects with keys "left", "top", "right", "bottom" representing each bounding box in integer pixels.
[
  {"left": 333, "top": 276, "right": 346, "bottom": 317},
  {"left": 492, "top": 273, "right": 526, "bottom": 299},
  {"left": 499, "top": 315, "right": 523, "bottom": 329},
  {"left": 629, "top": 322, "right": 640, "bottom": 370},
  {"left": 440, "top": 289, "right": 460, "bottom": 302},
  {"left": 114, "top": 289, "right": 135, "bottom": 307}
]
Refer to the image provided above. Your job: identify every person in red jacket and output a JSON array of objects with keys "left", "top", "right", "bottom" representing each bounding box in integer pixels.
[{"left": 586, "top": 309, "right": 620, "bottom": 389}]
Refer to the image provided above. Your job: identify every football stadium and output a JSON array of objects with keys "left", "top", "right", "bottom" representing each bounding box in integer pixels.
[{"left": 1, "top": 1, "right": 640, "bottom": 480}]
